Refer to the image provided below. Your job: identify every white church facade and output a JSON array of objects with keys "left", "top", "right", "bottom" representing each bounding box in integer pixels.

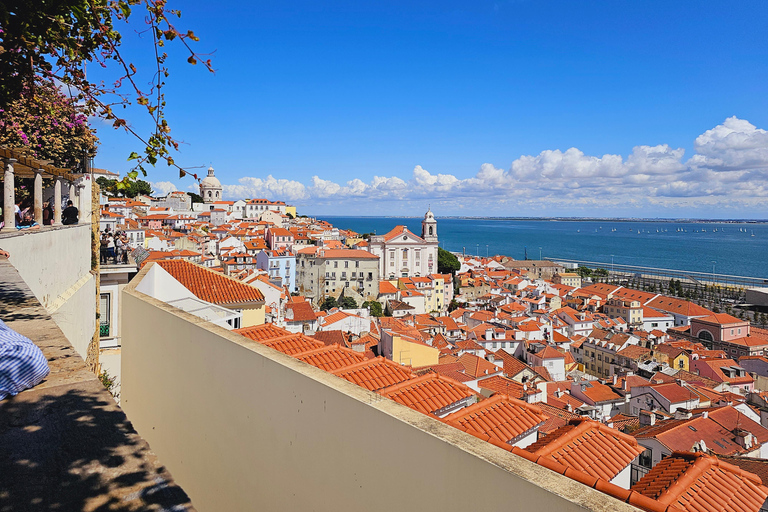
[{"left": 368, "top": 208, "right": 439, "bottom": 279}]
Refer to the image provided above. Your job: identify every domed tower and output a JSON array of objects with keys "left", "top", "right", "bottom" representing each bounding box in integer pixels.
[
  {"left": 422, "top": 206, "right": 438, "bottom": 243},
  {"left": 200, "top": 166, "right": 222, "bottom": 203}
]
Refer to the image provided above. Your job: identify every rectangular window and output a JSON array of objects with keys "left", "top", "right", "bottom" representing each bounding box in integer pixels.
[
  {"left": 334, "top": 261, "right": 338, "bottom": 268},
  {"left": 355, "top": 261, "right": 359, "bottom": 268},
  {"left": 99, "top": 293, "right": 111, "bottom": 337},
  {"left": 345, "top": 261, "right": 349, "bottom": 268}
]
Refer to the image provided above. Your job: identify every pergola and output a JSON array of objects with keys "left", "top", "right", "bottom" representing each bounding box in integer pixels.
[{"left": 1, "top": 147, "right": 85, "bottom": 232}]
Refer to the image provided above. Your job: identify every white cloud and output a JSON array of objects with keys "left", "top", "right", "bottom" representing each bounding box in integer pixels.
[
  {"left": 223, "top": 175, "right": 309, "bottom": 201},
  {"left": 218, "top": 117, "right": 768, "bottom": 215},
  {"left": 151, "top": 181, "right": 178, "bottom": 196}
]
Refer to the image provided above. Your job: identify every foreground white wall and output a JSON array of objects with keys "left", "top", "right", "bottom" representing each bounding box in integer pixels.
[
  {"left": 121, "top": 282, "right": 636, "bottom": 512},
  {"left": 1, "top": 225, "right": 95, "bottom": 359}
]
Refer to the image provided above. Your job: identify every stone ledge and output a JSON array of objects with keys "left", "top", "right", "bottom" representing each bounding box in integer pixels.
[{"left": 0, "top": 258, "right": 195, "bottom": 512}]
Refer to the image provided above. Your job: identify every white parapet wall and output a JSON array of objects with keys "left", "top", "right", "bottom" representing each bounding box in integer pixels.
[
  {"left": 121, "top": 272, "right": 638, "bottom": 512},
  {"left": 0, "top": 225, "right": 96, "bottom": 359}
]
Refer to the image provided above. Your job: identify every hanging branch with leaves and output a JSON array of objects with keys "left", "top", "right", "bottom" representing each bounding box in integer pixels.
[{"left": 0, "top": 0, "right": 214, "bottom": 187}]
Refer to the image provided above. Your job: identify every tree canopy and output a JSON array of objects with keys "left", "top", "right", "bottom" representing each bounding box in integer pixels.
[
  {"left": 0, "top": 0, "right": 213, "bottom": 179},
  {"left": 96, "top": 176, "right": 152, "bottom": 197},
  {"left": 339, "top": 297, "right": 358, "bottom": 309},
  {"left": 0, "top": 78, "right": 97, "bottom": 169},
  {"left": 362, "top": 300, "right": 383, "bottom": 317},
  {"left": 437, "top": 247, "right": 460, "bottom": 275},
  {"left": 320, "top": 297, "right": 338, "bottom": 311}
]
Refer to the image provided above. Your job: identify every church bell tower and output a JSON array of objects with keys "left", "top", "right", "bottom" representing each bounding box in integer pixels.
[{"left": 422, "top": 207, "right": 438, "bottom": 243}]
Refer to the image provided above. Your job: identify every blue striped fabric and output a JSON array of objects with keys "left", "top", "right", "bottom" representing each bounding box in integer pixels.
[{"left": 0, "top": 319, "right": 50, "bottom": 400}]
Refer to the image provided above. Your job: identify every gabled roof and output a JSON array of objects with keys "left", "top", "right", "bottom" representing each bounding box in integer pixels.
[
  {"left": 295, "top": 344, "right": 366, "bottom": 371},
  {"left": 457, "top": 353, "right": 500, "bottom": 379},
  {"left": 380, "top": 373, "right": 475, "bottom": 415},
  {"left": 242, "top": 332, "right": 325, "bottom": 356},
  {"left": 525, "top": 418, "right": 645, "bottom": 481},
  {"left": 234, "top": 323, "right": 292, "bottom": 342},
  {"left": 632, "top": 416, "right": 743, "bottom": 455},
  {"left": 156, "top": 259, "right": 265, "bottom": 305},
  {"left": 632, "top": 451, "right": 768, "bottom": 512},
  {"left": 332, "top": 357, "right": 414, "bottom": 392},
  {"left": 443, "top": 394, "right": 549, "bottom": 444},
  {"left": 285, "top": 301, "right": 318, "bottom": 322}
]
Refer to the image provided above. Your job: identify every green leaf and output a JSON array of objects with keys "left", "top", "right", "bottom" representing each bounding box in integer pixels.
[
  {"left": 127, "top": 151, "right": 140, "bottom": 161},
  {"left": 127, "top": 170, "right": 139, "bottom": 180}
]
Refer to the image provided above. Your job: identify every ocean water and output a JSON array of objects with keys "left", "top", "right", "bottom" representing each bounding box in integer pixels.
[{"left": 319, "top": 216, "right": 768, "bottom": 279}]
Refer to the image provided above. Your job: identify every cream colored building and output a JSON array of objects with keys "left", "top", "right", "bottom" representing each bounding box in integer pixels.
[
  {"left": 296, "top": 246, "right": 380, "bottom": 306},
  {"left": 368, "top": 208, "right": 438, "bottom": 279},
  {"left": 604, "top": 297, "right": 642, "bottom": 329},
  {"left": 552, "top": 272, "right": 582, "bottom": 288}
]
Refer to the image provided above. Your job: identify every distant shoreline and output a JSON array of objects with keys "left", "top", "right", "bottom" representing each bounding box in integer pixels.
[{"left": 317, "top": 215, "right": 768, "bottom": 223}]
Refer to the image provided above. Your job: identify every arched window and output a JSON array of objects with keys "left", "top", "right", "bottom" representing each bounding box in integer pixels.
[
  {"left": 697, "top": 330, "right": 714, "bottom": 342},
  {"left": 428, "top": 226, "right": 433, "bottom": 235},
  {"left": 207, "top": 190, "right": 212, "bottom": 197}
]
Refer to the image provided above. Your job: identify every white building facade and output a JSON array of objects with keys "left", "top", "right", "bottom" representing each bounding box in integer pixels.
[{"left": 368, "top": 208, "right": 438, "bottom": 279}]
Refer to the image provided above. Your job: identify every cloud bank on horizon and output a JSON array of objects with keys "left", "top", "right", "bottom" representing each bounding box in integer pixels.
[{"left": 153, "top": 117, "right": 768, "bottom": 216}]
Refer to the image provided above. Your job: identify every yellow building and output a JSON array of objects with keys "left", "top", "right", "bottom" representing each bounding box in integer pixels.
[
  {"left": 285, "top": 205, "right": 297, "bottom": 218},
  {"left": 382, "top": 330, "right": 439, "bottom": 367}
]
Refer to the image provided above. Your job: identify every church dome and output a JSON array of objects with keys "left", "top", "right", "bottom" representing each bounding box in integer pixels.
[{"left": 200, "top": 166, "right": 221, "bottom": 188}]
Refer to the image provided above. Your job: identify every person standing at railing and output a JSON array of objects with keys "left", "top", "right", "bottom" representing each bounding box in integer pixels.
[{"left": 61, "top": 200, "right": 78, "bottom": 225}]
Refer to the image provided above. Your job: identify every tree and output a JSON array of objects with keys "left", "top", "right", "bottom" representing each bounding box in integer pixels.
[
  {"left": 362, "top": 300, "right": 383, "bottom": 317},
  {"left": 96, "top": 176, "right": 152, "bottom": 197},
  {"left": 437, "top": 247, "right": 460, "bottom": 275},
  {"left": 448, "top": 299, "right": 460, "bottom": 312},
  {"left": 0, "top": 78, "right": 97, "bottom": 169},
  {"left": 339, "top": 297, "right": 358, "bottom": 309},
  {"left": 1, "top": 0, "right": 214, "bottom": 181},
  {"left": 320, "top": 297, "right": 338, "bottom": 311},
  {"left": 576, "top": 266, "right": 593, "bottom": 279},
  {"left": 187, "top": 192, "right": 204, "bottom": 204}
]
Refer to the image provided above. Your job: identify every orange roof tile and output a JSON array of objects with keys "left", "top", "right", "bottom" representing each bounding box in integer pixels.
[
  {"left": 332, "top": 357, "right": 414, "bottom": 392},
  {"left": 457, "top": 353, "right": 501, "bottom": 379},
  {"left": 234, "top": 323, "right": 292, "bottom": 342},
  {"left": 250, "top": 333, "right": 325, "bottom": 356},
  {"left": 525, "top": 418, "right": 645, "bottom": 481},
  {"left": 444, "top": 394, "right": 549, "bottom": 444},
  {"left": 632, "top": 451, "right": 768, "bottom": 512},
  {"left": 295, "top": 344, "right": 366, "bottom": 371},
  {"left": 156, "top": 259, "right": 265, "bottom": 305},
  {"left": 380, "top": 373, "right": 475, "bottom": 416}
]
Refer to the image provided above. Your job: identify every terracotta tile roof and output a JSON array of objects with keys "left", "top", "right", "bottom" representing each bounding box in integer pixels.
[
  {"left": 285, "top": 301, "right": 318, "bottom": 322},
  {"left": 716, "top": 454, "right": 768, "bottom": 486},
  {"left": 577, "top": 381, "right": 624, "bottom": 404},
  {"left": 444, "top": 394, "right": 549, "bottom": 445},
  {"left": 332, "top": 357, "right": 414, "bottom": 392},
  {"left": 457, "top": 353, "right": 501, "bottom": 379},
  {"left": 380, "top": 373, "right": 475, "bottom": 416},
  {"left": 525, "top": 418, "right": 645, "bottom": 481},
  {"left": 632, "top": 416, "right": 743, "bottom": 455},
  {"left": 632, "top": 451, "right": 768, "bottom": 512},
  {"left": 295, "top": 344, "right": 366, "bottom": 372},
  {"left": 234, "top": 323, "right": 292, "bottom": 342},
  {"left": 156, "top": 259, "right": 265, "bottom": 305},
  {"left": 251, "top": 333, "right": 325, "bottom": 356},
  {"left": 310, "top": 330, "right": 349, "bottom": 347},
  {"left": 477, "top": 375, "right": 527, "bottom": 399},
  {"left": 706, "top": 406, "right": 768, "bottom": 444},
  {"left": 647, "top": 296, "right": 714, "bottom": 318}
]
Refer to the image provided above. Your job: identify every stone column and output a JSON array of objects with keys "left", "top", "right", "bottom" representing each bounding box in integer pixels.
[
  {"left": 78, "top": 184, "right": 86, "bottom": 224},
  {"left": 53, "top": 177, "right": 63, "bottom": 226},
  {"left": 33, "top": 168, "right": 43, "bottom": 226},
  {"left": 2, "top": 158, "right": 16, "bottom": 233}
]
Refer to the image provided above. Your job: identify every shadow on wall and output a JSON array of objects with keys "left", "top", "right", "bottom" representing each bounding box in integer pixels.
[{"left": 0, "top": 385, "right": 194, "bottom": 511}]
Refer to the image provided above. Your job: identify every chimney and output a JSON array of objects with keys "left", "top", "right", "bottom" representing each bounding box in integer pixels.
[
  {"left": 639, "top": 410, "right": 655, "bottom": 426},
  {"left": 612, "top": 374, "right": 618, "bottom": 386}
]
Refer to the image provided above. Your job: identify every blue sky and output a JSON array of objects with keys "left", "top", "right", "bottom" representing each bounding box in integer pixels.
[{"left": 92, "top": 0, "right": 768, "bottom": 218}]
